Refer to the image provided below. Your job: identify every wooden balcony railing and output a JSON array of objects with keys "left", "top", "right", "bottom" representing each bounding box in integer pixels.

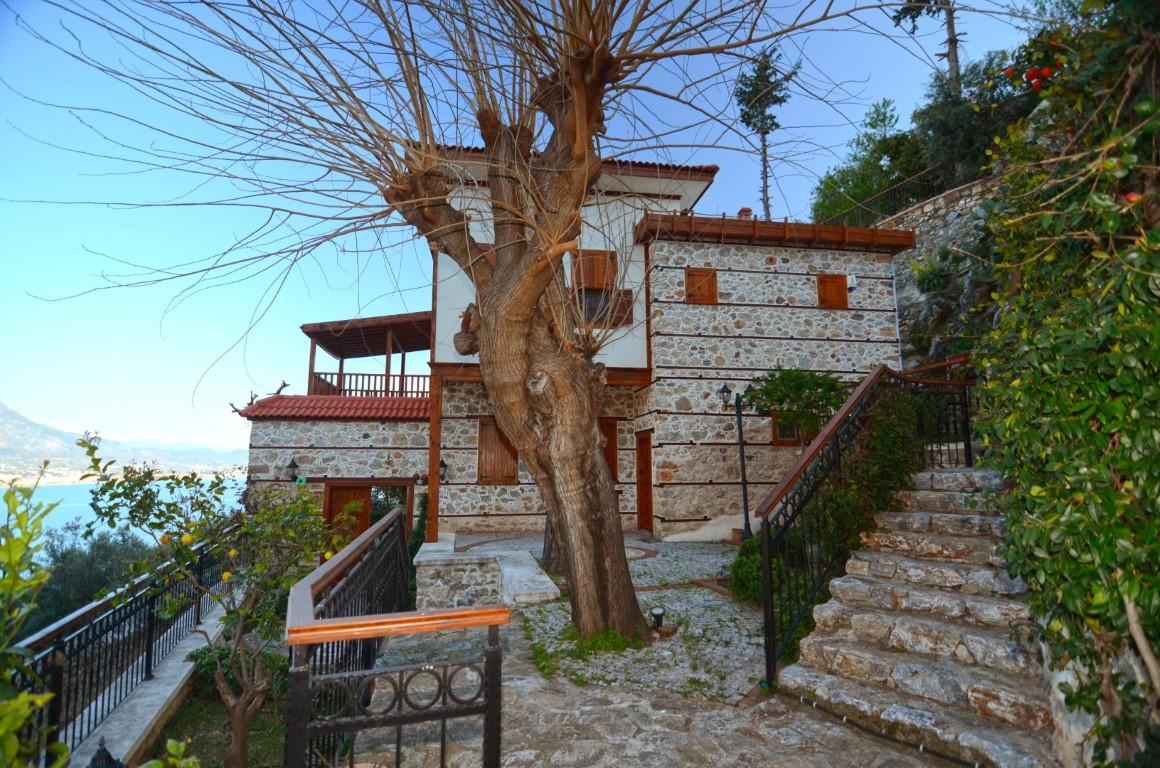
[
  {"left": 308, "top": 372, "right": 430, "bottom": 398},
  {"left": 284, "top": 508, "right": 509, "bottom": 768}
]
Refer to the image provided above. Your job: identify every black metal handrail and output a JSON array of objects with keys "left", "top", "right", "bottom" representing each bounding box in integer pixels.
[
  {"left": 758, "top": 359, "right": 976, "bottom": 683},
  {"left": 16, "top": 536, "right": 228, "bottom": 760},
  {"left": 284, "top": 508, "right": 509, "bottom": 768}
]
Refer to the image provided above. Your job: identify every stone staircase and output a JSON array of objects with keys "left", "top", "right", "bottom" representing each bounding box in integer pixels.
[{"left": 778, "top": 468, "right": 1057, "bottom": 768}]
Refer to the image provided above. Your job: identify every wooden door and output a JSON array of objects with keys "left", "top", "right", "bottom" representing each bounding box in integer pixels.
[
  {"left": 635, "top": 430, "right": 653, "bottom": 532},
  {"left": 326, "top": 484, "right": 372, "bottom": 537}
]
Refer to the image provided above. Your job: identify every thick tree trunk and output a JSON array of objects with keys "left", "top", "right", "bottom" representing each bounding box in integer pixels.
[{"left": 477, "top": 298, "right": 647, "bottom": 640}]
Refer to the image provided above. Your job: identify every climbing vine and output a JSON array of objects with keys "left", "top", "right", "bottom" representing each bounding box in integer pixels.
[{"left": 976, "top": 0, "right": 1160, "bottom": 761}]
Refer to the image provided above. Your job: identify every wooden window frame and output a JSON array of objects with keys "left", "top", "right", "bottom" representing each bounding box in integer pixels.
[
  {"left": 816, "top": 273, "right": 849, "bottom": 310},
  {"left": 599, "top": 417, "right": 619, "bottom": 483},
  {"left": 477, "top": 416, "right": 519, "bottom": 485},
  {"left": 770, "top": 412, "right": 803, "bottom": 446},
  {"left": 684, "top": 267, "right": 718, "bottom": 305},
  {"left": 572, "top": 250, "right": 633, "bottom": 328}
]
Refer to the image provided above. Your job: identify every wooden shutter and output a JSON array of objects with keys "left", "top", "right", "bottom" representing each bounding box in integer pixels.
[
  {"left": 599, "top": 417, "right": 619, "bottom": 482},
  {"left": 685, "top": 267, "right": 718, "bottom": 305},
  {"left": 478, "top": 417, "right": 518, "bottom": 485},
  {"left": 817, "top": 273, "right": 849, "bottom": 309},
  {"left": 573, "top": 250, "right": 616, "bottom": 290},
  {"left": 608, "top": 289, "right": 633, "bottom": 327}
]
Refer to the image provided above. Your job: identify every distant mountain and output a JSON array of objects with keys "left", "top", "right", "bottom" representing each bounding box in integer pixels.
[{"left": 0, "top": 402, "right": 246, "bottom": 484}]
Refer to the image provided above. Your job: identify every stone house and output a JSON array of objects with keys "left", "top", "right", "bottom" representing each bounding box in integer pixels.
[{"left": 240, "top": 153, "right": 914, "bottom": 539}]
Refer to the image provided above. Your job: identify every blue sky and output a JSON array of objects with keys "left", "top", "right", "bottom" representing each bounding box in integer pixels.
[{"left": 0, "top": 1, "right": 1025, "bottom": 452}]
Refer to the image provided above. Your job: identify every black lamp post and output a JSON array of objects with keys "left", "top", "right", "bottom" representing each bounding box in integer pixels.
[
  {"left": 439, "top": 458, "right": 448, "bottom": 483},
  {"left": 719, "top": 383, "right": 754, "bottom": 540}
]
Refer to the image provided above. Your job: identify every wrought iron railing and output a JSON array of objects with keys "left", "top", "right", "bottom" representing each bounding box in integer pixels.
[
  {"left": 308, "top": 372, "right": 431, "bottom": 398},
  {"left": 16, "top": 541, "right": 227, "bottom": 760},
  {"left": 284, "top": 507, "right": 509, "bottom": 768},
  {"left": 757, "top": 358, "right": 977, "bottom": 683}
]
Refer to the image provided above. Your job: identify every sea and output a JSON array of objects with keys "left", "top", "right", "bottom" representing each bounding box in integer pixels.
[{"left": 31, "top": 481, "right": 246, "bottom": 535}]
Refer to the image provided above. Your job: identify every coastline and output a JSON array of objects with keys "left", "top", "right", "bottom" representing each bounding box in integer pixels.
[{"left": 1, "top": 467, "right": 247, "bottom": 487}]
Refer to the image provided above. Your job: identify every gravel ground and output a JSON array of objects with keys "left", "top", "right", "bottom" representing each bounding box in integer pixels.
[
  {"left": 456, "top": 531, "right": 737, "bottom": 587},
  {"left": 521, "top": 586, "right": 764, "bottom": 704}
]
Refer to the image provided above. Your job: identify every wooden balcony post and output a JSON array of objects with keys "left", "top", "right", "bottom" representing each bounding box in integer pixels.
[
  {"left": 385, "top": 329, "right": 394, "bottom": 396},
  {"left": 426, "top": 374, "right": 442, "bottom": 542},
  {"left": 337, "top": 357, "right": 345, "bottom": 396},
  {"left": 307, "top": 340, "right": 317, "bottom": 395}
]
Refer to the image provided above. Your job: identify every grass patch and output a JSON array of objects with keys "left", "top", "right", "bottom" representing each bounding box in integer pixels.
[
  {"left": 563, "top": 626, "right": 645, "bottom": 661},
  {"left": 150, "top": 686, "right": 285, "bottom": 768}
]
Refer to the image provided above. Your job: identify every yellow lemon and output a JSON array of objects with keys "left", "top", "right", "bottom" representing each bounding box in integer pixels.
[
  {"left": 228, "top": 549, "right": 238, "bottom": 559},
  {"left": 222, "top": 571, "right": 233, "bottom": 583},
  {"left": 324, "top": 551, "right": 334, "bottom": 560},
  {"left": 180, "top": 533, "right": 194, "bottom": 545},
  {"left": 159, "top": 534, "right": 172, "bottom": 545}
]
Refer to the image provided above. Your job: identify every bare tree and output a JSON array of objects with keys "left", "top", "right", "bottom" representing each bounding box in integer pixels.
[{"left": 7, "top": 0, "right": 978, "bottom": 637}]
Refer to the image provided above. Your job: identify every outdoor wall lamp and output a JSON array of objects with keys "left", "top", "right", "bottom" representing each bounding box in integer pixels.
[
  {"left": 650, "top": 606, "right": 666, "bottom": 631},
  {"left": 439, "top": 458, "right": 448, "bottom": 483},
  {"left": 717, "top": 383, "right": 732, "bottom": 409},
  {"left": 285, "top": 458, "right": 299, "bottom": 482}
]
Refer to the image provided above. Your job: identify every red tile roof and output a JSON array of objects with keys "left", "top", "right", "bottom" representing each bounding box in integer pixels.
[{"left": 240, "top": 395, "right": 429, "bottom": 422}]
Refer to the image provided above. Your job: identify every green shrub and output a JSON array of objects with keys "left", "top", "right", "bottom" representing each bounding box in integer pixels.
[
  {"left": 911, "top": 255, "right": 952, "bottom": 293},
  {"left": 187, "top": 644, "right": 289, "bottom": 703},
  {"left": 745, "top": 368, "right": 848, "bottom": 440},
  {"left": 729, "top": 536, "right": 763, "bottom": 604}
]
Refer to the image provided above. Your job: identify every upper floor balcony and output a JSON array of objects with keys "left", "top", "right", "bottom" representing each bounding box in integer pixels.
[{"left": 302, "top": 311, "right": 432, "bottom": 398}]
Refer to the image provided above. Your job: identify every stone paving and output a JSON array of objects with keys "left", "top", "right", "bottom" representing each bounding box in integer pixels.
[{"left": 358, "top": 535, "right": 954, "bottom": 767}]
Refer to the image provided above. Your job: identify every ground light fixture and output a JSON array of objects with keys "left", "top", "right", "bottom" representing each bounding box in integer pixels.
[
  {"left": 649, "top": 606, "right": 666, "bottom": 631},
  {"left": 87, "top": 739, "right": 127, "bottom": 768}
]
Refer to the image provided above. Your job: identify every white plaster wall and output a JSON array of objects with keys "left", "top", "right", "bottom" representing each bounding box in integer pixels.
[{"left": 432, "top": 190, "right": 682, "bottom": 369}]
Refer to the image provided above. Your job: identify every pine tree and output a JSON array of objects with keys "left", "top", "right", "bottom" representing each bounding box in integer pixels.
[{"left": 734, "top": 47, "right": 798, "bottom": 220}]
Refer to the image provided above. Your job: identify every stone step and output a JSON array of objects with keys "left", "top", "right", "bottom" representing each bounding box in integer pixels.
[
  {"left": 778, "top": 664, "right": 1057, "bottom": 768},
  {"left": 875, "top": 511, "right": 1005, "bottom": 539},
  {"left": 861, "top": 530, "right": 1002, "bottom": 565},
  {"left": 896, "top": 490, "right": 998, "bottom": 516},
  {"left": 846, "top": 551, "right": 1025, "bottom": 597},
  {"left": 796, "top": 633, "right": 1050, "bottom": 729},
  {"left": 809, "top": 606, "right": 1040, "bottom": 677},
  {"left": 911, "top": 468, "right": 1003, "bottom": 493},
  {"left": 827, "top": 575, "right": 1031, "bottom": 629}
]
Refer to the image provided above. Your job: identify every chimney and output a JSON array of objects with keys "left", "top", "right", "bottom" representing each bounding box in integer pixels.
[{"left": 736, "top": 207, "right": 753, "bottom": 219}]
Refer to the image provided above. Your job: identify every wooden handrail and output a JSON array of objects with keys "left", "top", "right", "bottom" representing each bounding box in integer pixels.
[
  {"left": 753, "top": 365, "right": 890, "bottom": 521},
  {"left": 753, "top": 355, "right": 974, "bottom": 521},
  {"left": 901, "top": 353, "right": 973, "bottom": 377},
  {"left": 286, "top": 606, "right": 512, "bottom": 646},
  {"left": 284, "top": 508, "right": 510, "bottom": 646}
]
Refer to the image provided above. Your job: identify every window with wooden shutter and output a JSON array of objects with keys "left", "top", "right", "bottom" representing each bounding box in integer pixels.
[
  {"left": 477, "top": 416, "right": 518, "bottom": 485},
  {"left": 684, "top": 267, "right": 718, "bottom": 305},
  {"left": 599, "top": 417, "right": 619, "bottom": 482},
  {"left": 816, "top": 273, "right": 849, "bottom": 309},
  {"left": 573, "top": 250, "right": 616, "bottom": 290}
]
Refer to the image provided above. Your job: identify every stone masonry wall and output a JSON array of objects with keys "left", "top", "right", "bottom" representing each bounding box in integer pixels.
[
  {"left": 247, "top": 419, "right": 429, "bottom": 482},
  {"left": 644, "top": 240, "right": 902, "bottom": 536},
  {"left": 878, "top": 177, "right": 1000, "bottom": 366},
  {"left": 439, "top": 381, "right": 638, "bottom": 533}
]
